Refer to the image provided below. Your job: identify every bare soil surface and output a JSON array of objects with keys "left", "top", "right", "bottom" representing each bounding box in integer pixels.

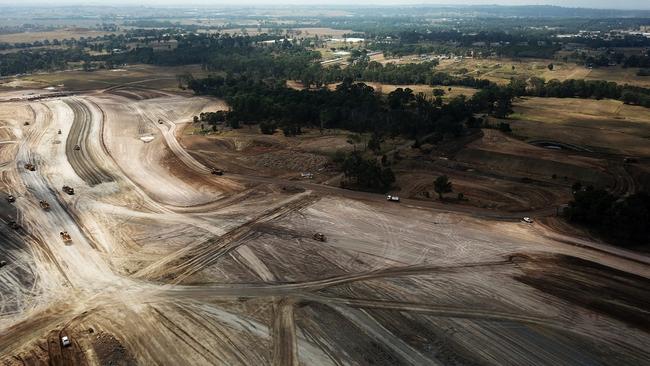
[{"left": 0, "top": 83, "right": 648, "bottom": 365}]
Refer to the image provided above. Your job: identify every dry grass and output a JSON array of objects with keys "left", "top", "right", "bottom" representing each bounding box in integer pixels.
[
  {"left": 0, "top": 29, "right": 121, "bottom": 43},
  {"left": 507, "top": 97, "right": 650, "bottom": 156},
  {"left": 435, "top": 57, "right": 650, "bottom": 88}
]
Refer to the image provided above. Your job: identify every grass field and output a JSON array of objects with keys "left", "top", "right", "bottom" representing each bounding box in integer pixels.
[
  {"left": 506, "top": 97, "right": 650, "bottom": 156},
  {"left": 0, "top": 29, "right": 121, "bottom": 43},
  {"left": 436, "top": 57, "right": 650, "bottom": 88}
]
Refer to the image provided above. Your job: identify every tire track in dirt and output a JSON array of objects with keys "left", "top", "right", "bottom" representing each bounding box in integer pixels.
[
  {"left": 64, "top": 98, "right": 113, "bottom": 186},
  {"left": 272, "top": 298, "right": 299, "bottom": 366},
  {"left": 134, "top": 193, "right": 319, "bottom": 283}
]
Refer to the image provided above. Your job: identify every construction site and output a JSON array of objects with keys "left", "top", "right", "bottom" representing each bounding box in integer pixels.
[{"left": 0, "top": 85, "right": 649, "bottom": 366}]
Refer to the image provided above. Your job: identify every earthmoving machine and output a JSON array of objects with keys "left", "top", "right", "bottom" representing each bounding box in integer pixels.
[
  {"left": 24, "top": 163, "right": 35, "bottom": 171},
  {"left": 74, "top": 144, "right": 81, "bottom": 151},
  {"left": 211, "top": 168, "right": 224, "bottom": 176},
  {"left": 8, "top": 220, "right": 20, "bottom": 230},
  {"left": 62, "top": 186, "right": 75, "bottom": 195},
  {"left": 39, "top": 200, "right": 50, "bottom": 210},
  {"left": 60, "top": 231, "right": 72, "bottom": 242},
  {"left": 313, "top": 232, "right": 327, "bottom": 242},
  {"left": 6, "top": 195, "right": 15, "bottom": 203}
]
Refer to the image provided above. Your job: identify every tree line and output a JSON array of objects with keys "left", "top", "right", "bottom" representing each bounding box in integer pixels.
[{"left": 564, "top": 186, "right": 650, "bottom": 247}]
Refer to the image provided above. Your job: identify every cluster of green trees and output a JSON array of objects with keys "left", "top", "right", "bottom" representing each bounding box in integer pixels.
[
  {"left": 188, "top": 75, "right": 511, "bottom": 139},
  {"left": 516, "top": 78, "right": 650, "bottom": 108},
  {"left": 318, "top": 60, "right": 440, "bottom": 86},
  {"left": 564, "top": 187, "right": 650, "bottom": 247},
  {"left": 0, "top": 31, "right": 287, "bottom": 76},
  {"left": 340, "top": 151, "right": 395, "bottom": 192},
  {"left": 0, "top": 48, "right": 85, "bottom": 76}
]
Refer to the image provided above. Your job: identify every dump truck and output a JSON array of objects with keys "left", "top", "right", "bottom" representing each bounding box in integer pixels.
[
  {"left": 6, "top": 195, "right": 15, "bottom": 203},
  {"left": 62, "top": 186, "right": 75, "bottom": 195},
  {"left": 74, "top": 144, "right": 81, "bottom": 151},
  {"left": 24, "top": 163, "right": 35, "bottom": 171},
  {"left": 60, "top": 231, "right": 72, "bottom": 242},
  {"left": 386, "top": 195, "right": 400, "bottom": 202},
  {"left": 313, "top": 232, "right": 327, "bottom": 242},
  {"left": 61, "top": 336, "right": 71, "bottom": 347},
  {"left": 211, "top": 168, "right": 224, "bottom": 176},
  {"left": 39, "top": 200, "right": 51, "bottom": 210}
]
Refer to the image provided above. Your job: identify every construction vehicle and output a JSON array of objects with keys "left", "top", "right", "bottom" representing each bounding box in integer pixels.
[
  {"left": 58, "top": 129, "right": 62, "bottom": 134},
  {"left": 313, "top": 232, "right": 327, "bottom": 242},
  {"left": 0, "top": 260, "right": 6, "bottom": 268},
  {"left": 62, "top": 186, "right": 75, "bottom": 195},
  {"left": 301, "top": 172, "right": 314, "bottom": 179},
  {"left": 60, "top": 231, "right": 72, "bottom": 242},
  {"left": 522, "top": 217, "right": 534, "bottom": 224},
  {"left": 6, "top": 195, "right": 15, "bottom": 203},
  {"left": 8, "top": 220, "right": 20, "bottom": 230},
  {"left": 74, "top": 144, "right": 81, "bottom": 151},
  {"left": 61, "top": 336, "right": 71, "bottom": 347},
  {"left": 211, "top": 168, "right": 224, "bottom": 176},
  {"left": 158, "top": 119, "right": 164, "bottom": 124},
  {"left": 386, "top": 195, "right": 400, "bottom": 202},
  {"left": 39, "top": 200, "right": 51, "bottom": 210},
  {"left": 24, "top": 121, "right": 30, "bottom": 126},
  {"left": 24, "top": 163, "right": 35, "bottom": 171}
]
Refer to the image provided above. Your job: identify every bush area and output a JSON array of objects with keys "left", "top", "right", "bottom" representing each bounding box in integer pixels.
[{"left": 564, "top": 188, "right": 650, "bottom": 247}]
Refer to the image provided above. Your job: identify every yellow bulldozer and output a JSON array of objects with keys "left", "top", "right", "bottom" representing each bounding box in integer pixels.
[
  {"left": 60, "top": 231, "right": 72, "bottom": 242},
  {"left": 39, "top": 200, "right": 51, "bottom": 210},
  {"left": 313, "top": 232, "right": 327, "bottom": 242}
]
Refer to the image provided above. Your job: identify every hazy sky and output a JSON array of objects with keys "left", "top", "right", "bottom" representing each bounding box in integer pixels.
[{"left": 0, "top": 0, "right": 649, "bottom": 10}]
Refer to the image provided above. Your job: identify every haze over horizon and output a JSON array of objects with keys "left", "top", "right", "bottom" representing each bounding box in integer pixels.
[{"left": 0, "top": 0, "right": 649, "bottom": 11}]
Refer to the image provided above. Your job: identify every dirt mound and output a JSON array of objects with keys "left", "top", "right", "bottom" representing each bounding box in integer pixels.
[{"left": 91, "top": 331, "right": 137, "bottom": 366}]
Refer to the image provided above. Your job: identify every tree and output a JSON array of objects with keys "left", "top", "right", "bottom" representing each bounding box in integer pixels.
[
  {"left": 367, "top": 132, "right": 382, "bottom": 154},
  {"left": 260, "top": 121, "right": 277, "bottom": 135},
  {"left": 434, "top": 175, "right": 453, "bottom": 200}
]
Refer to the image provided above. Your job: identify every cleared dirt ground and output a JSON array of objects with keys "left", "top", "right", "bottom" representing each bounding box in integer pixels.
[{"left": 0, "top": 84, "right": 648, "bottom": 366}]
